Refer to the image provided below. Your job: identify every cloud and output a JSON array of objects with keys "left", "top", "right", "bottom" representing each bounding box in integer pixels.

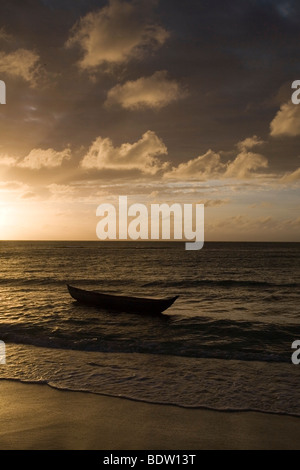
[
  {"left": 47, "top": 184, "right": 75, "bottom": 194},
  {"left": 0, "top": 181, "right": 28, "bottom": 191},
  {"left": 212, "top": 214, "right": 300, "bottom": 234},
  {"left": 66, "top": 0, "right": 169, "bottom": 70},
  {"left": 203, "top": 199, "right": 230, "bottom": 207},
  {"left": 81, "top": 130, "right": 168, "bottom": 175},
  {"left": 237, "top": 135, "right": 265, "bottom": 151},
  {"left": 229, "top": 136, "right": 267, "bottom": 178},
  {"left": 280, "top": 167, "right": 300, "bottom": 182},
  {"left": 165, "top": 141, "right": 268, "bottom": 181},
  {"left": 0, "top": 49, "right": 41, "bottom": 86},
  {"left": 0, "top": 28, "right": 11, "bottom": 42},
  {"left": 19, "top": 148, "right": 71, "bottom": 169},
  {"left": 210, "top": 215, "right": 276, "bottom": 233},
  {"left": 106, "top": 71, "right": 184, "bottom": 110},
  {"left": 0, "top": 181, "right": 33, "bottom": 203},
  {"left": 164, "top": 150, "right": 224, "bottom": 180},
  {"left": 270, "top": 101, "right": 300, "bottom": 137},
  {"left": 21, "top": 192, "right": 37, "bottom": 199},
  {"left": 0, "top": 155, "right": 17, "bottom": 166},
  {"left": 224, "top": 151, "right": 268, "bottom": 179},
  {"left": 47, "top": 183, "right": 76, "bottom": 201},
  {"left": 249, "top": 201, "right": 273, "bottom": 209}
]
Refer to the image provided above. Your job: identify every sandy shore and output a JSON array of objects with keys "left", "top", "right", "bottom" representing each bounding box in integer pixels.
[{"left": 0, "top": 380, "right": 299, "bottom": 450}]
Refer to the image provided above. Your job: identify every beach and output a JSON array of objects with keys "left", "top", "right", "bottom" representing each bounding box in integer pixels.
[
  {"left": 0, "top": 380, "right": 299, "bottom": 450},
  {"left": 1, "top": 0, "right": 300, "bottom": 453},
  {"left": 0, "top": 242, "right": 299, "bottom": 450}
]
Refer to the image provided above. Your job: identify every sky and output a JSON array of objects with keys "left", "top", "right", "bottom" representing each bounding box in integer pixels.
[{"left": 0, "top": 0, "right": 299, "bottom": 241}]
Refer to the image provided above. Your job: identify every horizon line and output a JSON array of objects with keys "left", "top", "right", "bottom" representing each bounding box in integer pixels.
[{"left": 0, "top": 240, "right": 299, "bottom": 243}]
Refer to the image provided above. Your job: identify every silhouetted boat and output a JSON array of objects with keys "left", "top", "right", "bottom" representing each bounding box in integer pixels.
[{"left": 67, "top": 284, "right": 179, "bottom": 314}]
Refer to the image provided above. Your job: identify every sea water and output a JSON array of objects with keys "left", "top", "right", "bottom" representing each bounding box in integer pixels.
[{"left": 0, "top": 241, "right": 299, "bottom": 415}]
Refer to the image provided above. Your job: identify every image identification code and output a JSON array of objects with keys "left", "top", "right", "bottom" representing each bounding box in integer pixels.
[{"left": 103, "top": 454, "right": 196, "bottom": 467}]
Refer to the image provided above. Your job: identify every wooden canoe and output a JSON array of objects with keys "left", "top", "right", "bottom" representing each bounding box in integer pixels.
[{"left": 67, "top": 284, "right": 179, "bottom": 314}]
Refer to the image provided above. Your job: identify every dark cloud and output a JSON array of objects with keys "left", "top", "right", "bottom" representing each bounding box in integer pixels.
[{"left": 0, "top": 0, "right": 299, "bottom": 179}]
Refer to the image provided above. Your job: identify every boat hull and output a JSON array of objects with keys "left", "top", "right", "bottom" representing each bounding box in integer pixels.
[{"left": 67, "top": 285, "right": 178, "bottom": 314}]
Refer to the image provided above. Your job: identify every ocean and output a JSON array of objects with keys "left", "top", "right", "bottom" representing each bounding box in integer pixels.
[{"left": 0, "top": 241, "right": 299, "bottom": 416}]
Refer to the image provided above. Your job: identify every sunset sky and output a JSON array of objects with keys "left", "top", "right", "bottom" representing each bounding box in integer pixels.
[{"left": 0, "top": 0, "right": 299, "bottom": 241}]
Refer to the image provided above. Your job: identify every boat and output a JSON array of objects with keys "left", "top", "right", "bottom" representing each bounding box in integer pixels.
[{"left": 67, "top": 284, "right": 179, "bottom": 314}]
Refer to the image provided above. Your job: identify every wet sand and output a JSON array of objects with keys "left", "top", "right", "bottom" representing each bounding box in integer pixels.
[{"left": 0, "top": 380, "right": 299, "bottom": 450}]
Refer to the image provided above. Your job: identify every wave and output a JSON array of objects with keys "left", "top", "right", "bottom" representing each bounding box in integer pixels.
[
  {"left": 0, "top": 277, "right": 137, "bottom": 287},
  {"left": 0, "top": 317, "right": 296, "bottom": 364},
  {"left": 1, "top": 377, "right": 299, "bottom": 418},
  {"left": 1, "top": 277, "right": 298, "bottom": 290},
  {"left": 143, "top": 279, "right": 299, "bottom": 288},
  {"left": 1, "top": 343, "right": 299, "bottom": 418}
]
